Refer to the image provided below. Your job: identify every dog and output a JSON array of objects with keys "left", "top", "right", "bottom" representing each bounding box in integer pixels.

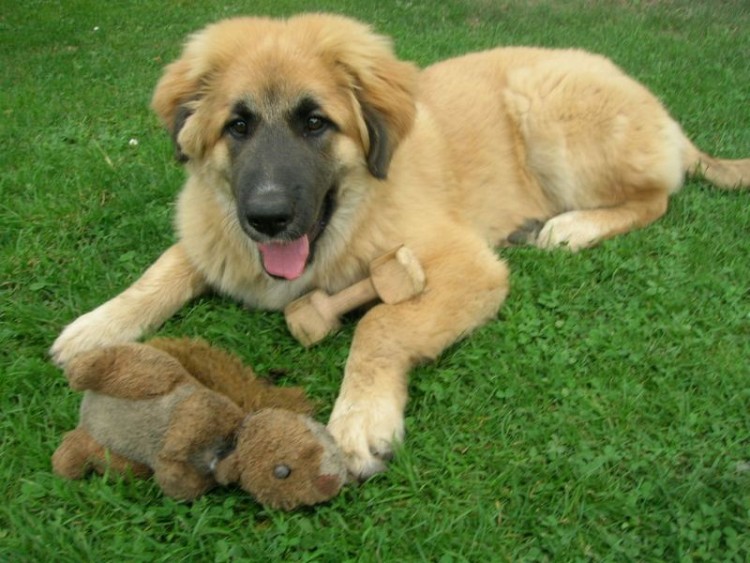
[{"left": 51, "top": 13, "right": 749, "bottom": 479}]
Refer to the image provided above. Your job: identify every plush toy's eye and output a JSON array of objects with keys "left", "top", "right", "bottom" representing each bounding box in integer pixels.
[{"left": 273, "top": 464, "right": 291, "bottom": 479}]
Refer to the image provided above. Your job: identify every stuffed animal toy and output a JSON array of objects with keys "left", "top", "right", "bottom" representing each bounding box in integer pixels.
[{"left": 52, "top": 339, "right": 347, "bottom": 510}]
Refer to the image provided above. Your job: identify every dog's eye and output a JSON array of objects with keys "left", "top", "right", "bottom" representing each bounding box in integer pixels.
[
  {"left": 304, "top": 115, "right": 328, "bottom": 135},
  {"left": 227, "top": 118, "right": 250, "bottom": 138}
]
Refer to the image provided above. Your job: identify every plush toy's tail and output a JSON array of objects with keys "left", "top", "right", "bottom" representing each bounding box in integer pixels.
[{"left": 148, "top": 338, "right": 316, "bottom": 414}]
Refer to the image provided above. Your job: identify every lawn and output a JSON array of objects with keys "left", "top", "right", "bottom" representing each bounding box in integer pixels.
[{"left": 2, "top": 0, "right": 749, "bottom": 560}]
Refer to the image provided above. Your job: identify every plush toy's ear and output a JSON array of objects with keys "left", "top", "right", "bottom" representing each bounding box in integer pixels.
[
  {"left": 297, "top": 14, "right": 418, "bottom": 179},
  {"left": 213, "top": 412, "right": 259, "bottom": 487},
  {"left": 213, "top": 419, "right": 247, "bottom": 486}
]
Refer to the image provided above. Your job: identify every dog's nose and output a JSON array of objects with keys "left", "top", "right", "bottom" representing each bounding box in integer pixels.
[{"left": 245, "top": 197, "right": 294, "bottom": 237}]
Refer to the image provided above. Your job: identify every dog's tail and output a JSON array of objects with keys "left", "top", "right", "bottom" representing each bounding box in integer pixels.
[{"left": 684, "top": 139, "right": 750, "bottom": 190}]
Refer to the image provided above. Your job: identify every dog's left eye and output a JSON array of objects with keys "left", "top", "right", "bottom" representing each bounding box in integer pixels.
[
  {"left": 304, "top": 115, "right": 328, "bottom": 135},
  {"left": 227, "top": 118, "right": 251, "bottom": 139}
]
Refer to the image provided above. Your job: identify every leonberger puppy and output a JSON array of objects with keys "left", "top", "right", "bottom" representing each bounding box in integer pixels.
[{"left": 52, "top": 14, "right": 749, "bottom": 479}]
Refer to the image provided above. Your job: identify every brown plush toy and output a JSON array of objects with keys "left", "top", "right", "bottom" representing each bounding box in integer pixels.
[{"left": 52, "top": 339, "right": 347, "bottom": 510}]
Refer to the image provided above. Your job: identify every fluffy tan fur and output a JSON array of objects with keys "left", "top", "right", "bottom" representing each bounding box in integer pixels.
[{"left": 52, "top": 14, "right": 749, "bottom": 478}]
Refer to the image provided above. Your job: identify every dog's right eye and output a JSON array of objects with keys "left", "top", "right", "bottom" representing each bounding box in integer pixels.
[{"left": 227, "top": 118, "right": 250, "bottom": 139}]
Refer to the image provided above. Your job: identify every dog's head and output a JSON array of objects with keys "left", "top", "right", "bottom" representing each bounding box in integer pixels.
[{"left": 151, "top": 14, "right": 418, "bottom": 280}]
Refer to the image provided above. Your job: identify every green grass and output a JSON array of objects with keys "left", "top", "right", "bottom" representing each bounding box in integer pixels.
[{"left": 2, "top": 0, "right": 749, "bottom": 560}]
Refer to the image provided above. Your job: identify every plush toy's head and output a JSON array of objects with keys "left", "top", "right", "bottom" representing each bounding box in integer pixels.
[{"left": 214, "top": 408, "right": 347, "bottom": 510}]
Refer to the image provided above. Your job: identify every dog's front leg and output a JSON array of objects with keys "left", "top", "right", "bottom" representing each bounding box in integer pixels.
[
  {"left": 327, "top": 240, "right": 510, "bottom": 479},
  {"left": 50, "top": 242, "right": 208, "bottom": 366}
]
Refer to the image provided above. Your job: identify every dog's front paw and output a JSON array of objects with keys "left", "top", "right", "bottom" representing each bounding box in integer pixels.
[
  {"left": 50, "top": 305, "right": 141, "bottom": 367},
  {"left": 327, "top": 396, "right": 405, "bottom": 480}
]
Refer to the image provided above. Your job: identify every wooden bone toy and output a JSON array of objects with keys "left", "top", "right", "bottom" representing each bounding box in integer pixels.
[{"left": 284, "top": 246, "right": 425, "bottom": 347}]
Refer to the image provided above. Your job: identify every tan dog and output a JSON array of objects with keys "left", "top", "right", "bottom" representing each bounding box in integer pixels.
[{"left": 51, "top": 14, "right": 749, "bottom": 479}]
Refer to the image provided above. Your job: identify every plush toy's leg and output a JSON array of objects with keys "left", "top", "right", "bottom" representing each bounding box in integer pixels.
[
  {"left": 65, "top": 343, "right": 192, "bottom": 400},
  {"left": 152, "top": 390, "right": 244, "bottom": 500},
  {"left": 52, "top": 428, "right": 98, "bottom": 479},
  {"left": 52, "top": 427, "right": 151, "bottom": 479},
  {"left": 153, "top": 458, "right": 216, "bottom": 501}
]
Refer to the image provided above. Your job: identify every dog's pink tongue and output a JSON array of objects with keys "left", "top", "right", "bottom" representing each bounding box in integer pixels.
[{"left": 258, "top": 236, "right": 310, "bottom": 280}]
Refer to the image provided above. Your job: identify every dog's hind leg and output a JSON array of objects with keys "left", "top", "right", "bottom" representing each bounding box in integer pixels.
[
  {"left": 504, "top": 55, "right": 691, "bottom": 250},
  {"left": 534, "top": 188, "right": 669, "bottom": 250},
  {"left": 531, "top": 133, "right": 750, "bottom": 251}
]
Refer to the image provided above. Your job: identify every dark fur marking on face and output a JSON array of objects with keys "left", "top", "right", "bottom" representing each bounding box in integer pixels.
[
  {"left": 229, "top": 101, "right": 260, "bottom": 125},
  {"left": 291, "top": 97, "right": 322, "bottom": 121},
  {"left": 288, "top": 96, "right": 338, "bottom": 139},
  {"left": 225, "top": 101, "right": 259, "bottom": 141},
  {"left": 226, "top": 103, "right": 339, "bottom": 246}
]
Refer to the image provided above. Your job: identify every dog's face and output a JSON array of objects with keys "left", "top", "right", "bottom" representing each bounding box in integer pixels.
[{"left": 151, "top": 15, "right": 417, "bottom": 280}]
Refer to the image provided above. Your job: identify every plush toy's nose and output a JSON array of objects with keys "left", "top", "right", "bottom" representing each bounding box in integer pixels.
[{"left": 315, "top": 473, "right": 342, "bottom": 497}]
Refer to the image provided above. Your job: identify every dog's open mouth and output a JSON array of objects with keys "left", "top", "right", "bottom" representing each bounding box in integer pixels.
[{"left": 257, "top": 189, "right": 336, "bottom": 281}]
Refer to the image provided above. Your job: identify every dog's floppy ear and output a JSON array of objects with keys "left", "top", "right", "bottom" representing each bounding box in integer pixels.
[
  {"left": 152, "top": 18, "right": 278, "bottom": 163},
  {"left": 345, "top": 38, "right": 417, "bottom": 179},
  {"left": 353, "top": 53, "right": 417, "bottom": 179},
  {"left": 151, "top": 57, "right": 200, "bottom": 163},
  {"left": 356, "top": 62, "right": 416, "bottom": 179},
  {"left": 302, "top": 14, "right": 418, "bottom": 179}
]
